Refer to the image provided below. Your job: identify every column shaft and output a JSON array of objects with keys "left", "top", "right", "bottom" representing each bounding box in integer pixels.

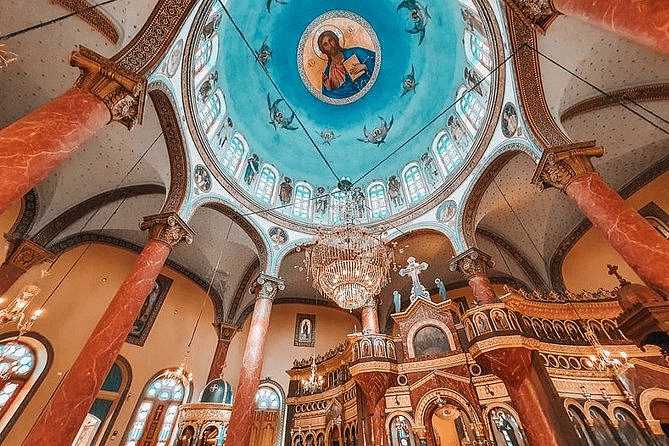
[
  {"left": 565, "top": 172, "right": 669, "bottom": 296},
  {"left": 206, "top": 339, "right": 231, "bottom": 383},
  {"left": 22, "top": 238, "right": 172, "bottom": 446},
  {"left": 226, "top": 297, "right": 274, "bottom": 446},
  {"left": 468, "top": 274, "right": 497, "bottom": 305},
  {"left": 361, "top": 305, "right": 379, "bottom": 333},
  {"left": 0, "top": 88, "right": 110, "bottom": 215},
  {"left": 553, "top": 0, "right": 669, "bottom": 55},
  {"left": 0, "top": 263, "right": 25, "bottom": 295},
  {"left": 369, "top": 397, "right": 387, "bottom": 446}
]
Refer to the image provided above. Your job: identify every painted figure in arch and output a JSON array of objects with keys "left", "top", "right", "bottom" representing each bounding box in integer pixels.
[
  {"left": 244, "top": 154, "right": 260, "bottom": 185},
  {"left": 279, "top": 177, "right": 293, "bottom": 205},
  {"left": 352, "top": 187, "right": 365, "bottom": 218},
  {"left": 315, "top": 186, "right": 328, "bottom": 215},
  {"left": 318, "top": 30, "right": 376, "bottom": 100},
  {"left": 388, "top": 175, "right": 404, "bottom": 207}
]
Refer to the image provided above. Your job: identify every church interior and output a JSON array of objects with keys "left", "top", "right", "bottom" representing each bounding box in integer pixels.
[{"left": 1, "top": 0, "right": 669, "bottom": 445}]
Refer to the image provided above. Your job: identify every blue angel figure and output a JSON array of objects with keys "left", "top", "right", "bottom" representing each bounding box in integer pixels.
[{"left": 318, "top": 30, "right": 375, "bottom": 100}]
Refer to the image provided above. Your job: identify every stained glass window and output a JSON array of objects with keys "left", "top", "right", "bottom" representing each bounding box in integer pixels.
[
  {"left": 368, "top": 183, "right": 389, "bottom": 219},
  {"left": 222, "top": 136, "right": 245, "bottom": 175},
  {"left": 193, "top": 38, "right": 213, "bottom": 74},
  {"left": 471, "top": 34, "right": 491, "bottom": 69},
  {"left": 200, "top": 93, "right": 221, "bottom": 132},
  {"left": 293, "top": 184, "right": 312, "bottom": 219},
  {"left": 0, "top": 342, "right": 35, "bottom": 418},
  {"left": 255, "top": 386, "right": 280, "bottom": 411},
  {"left": 255, "top": 167, "right": 277, "bottom": 203},
  {"left": 461, "top": 91, "right": 486, "bottom": 127},
  {"left": 403, "top": 165, "right": 427, "bottom": 202},
  {"left": 435, "top": 134, "right": 463, "bottom": 174},
  {"left": 123, "top": 373, "right": 188, "bottom": 446}
]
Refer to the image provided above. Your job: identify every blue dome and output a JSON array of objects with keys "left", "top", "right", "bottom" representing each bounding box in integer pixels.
[{"left": 201, "top": 379, "right": 234, "bottom": 404}]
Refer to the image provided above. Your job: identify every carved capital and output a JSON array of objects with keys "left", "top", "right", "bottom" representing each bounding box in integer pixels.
[
  {"left": 449, "top": 248, "right": 495, "bottom": 280},
  {"left": 503, "top": 0, "right": 560, "bottom": 32},
  {"left": 139, "top": 212, "right": 194, "bottom": 248},
  {"left": 5, "top": 239, "right": 55, "bottom": 272},
  {"left": 215, "top": 323, "right": 239, "bottom": 342},
  {"left": 70, "top": 46, "right": 146, "bottom": 129},
  {"left": 250, "top": 273, "right": 285, "bottom": 301},
  {"left": 532, "top": 141, "right": 605, "bottom": 191}
]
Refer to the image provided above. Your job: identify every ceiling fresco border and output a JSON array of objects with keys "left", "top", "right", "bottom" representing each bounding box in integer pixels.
[
  {"left": 51, "top": 0, "right": 119, "bottom": 43},
  {"left": 48, "top": 232, "right": 226, "bottom": 322},
  {"left": 560, "top": 83, "right": 669, "bottom": 123},
  {"left": 112, "top": 0, "right": 199, "bottom": 75},
  {"left": 476, "top": 227, "right": 548, "bottom": 291},
  {"left": 548, "top": 152, "right": 669, "bottom": 291},
  {"left": 32, "top": 184, "right": 165, "bottom": 246},
  {"left": 505, "top": 5, "right": 570, "bottom": 148},
  {"left": 181, "top": 0, "right": 506, "bottom": 234},
  {"left": 148, "top": 82, "right": 189, "bottom": 213}
]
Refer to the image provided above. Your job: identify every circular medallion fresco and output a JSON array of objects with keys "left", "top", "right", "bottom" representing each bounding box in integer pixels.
[{"left": 297, "top": 10, "right": 381, "bottom": 105}]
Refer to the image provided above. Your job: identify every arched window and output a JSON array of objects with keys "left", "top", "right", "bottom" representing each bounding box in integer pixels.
[
  {"left": 73, "top": 357, "right": 131, "bottom": 446},
  {"left": 488, "top": 407, "right": 527, "bottom": 446},
  {"left": 293, "top": 184, "right": 313, "bottom": 219},
  {"left": 471, "top": 33, "right": 491, "bottom": 69},
  {"left": 122, "top": 371, "right": 190, "bottom": 446},
  {"left": 255, "top": 166, "right": 278, "bottom": 204},
  {"left": 589, "top": 406, "right": 620, "bottom": 445},
  {"left": 251, "top": 381, "right": 285, "bottom": 446},
  {"left": 0, "top": 336, "right": 49, "bottom": 439},
  {"left": 460, "top": 90, "right": 486, "bottom": 128},
  {"left": 368, "top": 182, "right": 389, "bottom": 219},
  {"left": 402, "top": 165, "right": 427, "bottom": 202},
  {"left": 389, "top": 415, "right": 415, "bottom": 446},
  {"left": 255, "top": 386, "right": 281, "bottom": 410},
  {"left": 434, "top": 131, "right": 463, "bottom": 174},
  {"left": 221, "top": 134, "right": 246, "bottom": 177},
  {"left": 200, "top": 93, "right": 221, "bottom": 132},
  {"left": 193, "top": 38, "right": 213, "bottom": 74}
]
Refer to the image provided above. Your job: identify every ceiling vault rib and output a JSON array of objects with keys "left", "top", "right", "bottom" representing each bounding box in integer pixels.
[{"left": 50, "top": 0, "right": 120, "bottom": 43}]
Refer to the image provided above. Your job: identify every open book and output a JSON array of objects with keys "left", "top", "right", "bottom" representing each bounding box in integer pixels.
[{"left": 343, "top": 54, "right": 366, "bottom": 81}]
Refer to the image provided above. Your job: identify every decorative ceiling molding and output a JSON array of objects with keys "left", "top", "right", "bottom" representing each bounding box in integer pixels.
[
  {"left": 5, "top": 189, "right": 38, "bottom": 244},
  {"left": 505, "top": 6, "right": 570, "bottom": 148},
  {"left": 32, "top": 184, "right": 165, "bottom": 246},
  {"left": 501, "top": 0, "right": 560, "bottom": 33},
  {"left": 48, "top": 231, "right": 226, "bottom": 322},
  {"left": 148, "top": 83, "right": 188, "bottom": 213},
  {"left": 234, "top": 296, "right": 355, "bottom": 328},
  {"left": 51, "top": 0, "right": 119, "bottom": 43},
  {"left": 548, "top": 152, "right": 669, "bottom": 292},
  {"left": 226, "top": 257, "right": 260, "bottom": 324},
  {"left": 476, "top": 227, "right": 549, "bottom": 291},
  {"left": 112, "top": 0, "right": 199, "bottom": 75},
  {"left": 560, "top": 83, "right": 669, "bottom": 123}
]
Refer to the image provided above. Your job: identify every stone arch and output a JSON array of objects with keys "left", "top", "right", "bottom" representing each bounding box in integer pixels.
[
  {"left": 583, "top": 400, "right": 611, "bottom": 426},
  {"left": 639, "top": 387, "right": 669, "bottom": 434},
  {"left": 414, "top": 388, "right": 480, "bottom": 431},
  {"left": 482, "top": 402, "right": 525, "bottom": 441}
]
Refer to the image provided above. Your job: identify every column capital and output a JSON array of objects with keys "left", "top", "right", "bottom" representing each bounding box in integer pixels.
[
  {"left": 215, "top": 322, "right": 239, "bottom": 342},
  {"left": 139, "top": 212, "right": 194, "bottom": 248},
  {"left": 449, "top": 248, "right": 495, "bottom": 280},
  {"left": 532, "top": 141, "right": 605, "bottom": 191},
  {"left": 5, "top": 239, "right": 55, "bottom": 272},
  {"left": 70, "top": 46, "right": 146, "bottom": 129},
  {"left": 502, "top": 0, "right": 560, "bottom": 32},
  {"left": 250, "top": 273, "right": 285, "bottom": 301}
]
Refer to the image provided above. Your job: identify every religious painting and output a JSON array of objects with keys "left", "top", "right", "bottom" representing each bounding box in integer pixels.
[
  {"left": 126, "top": 274, "right": 173, "bottom": 346},
  {"left": 298, "top": 10, "right": 381, "bottom": 105},
  {"left": 294, "top": 313, "right": 316, "bottom": 347},
  {"left": 269, "top": 226, "right": 288, "bottom": 247},
  {"left": 413, "top": 325, "right": 451, "bottom": 357},
  {"left": 501, "top": 102, "right": 519, "bottom": 138},
  {"left": 436, "top": 200, "right": 457, "bottom": 223}
]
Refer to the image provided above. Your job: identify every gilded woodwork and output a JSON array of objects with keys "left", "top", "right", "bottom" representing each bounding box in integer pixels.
[
  {"left": 50, "top": 0, "right": 119, "bottom": 43},
  {"left": 5, "top": 239, "right": 55, "bottom": 271},
  {"left": 532, "top": 141, "right": 605, "bottom": 191},
  {"left": 502, "top": 0, "right": 560, "bottom": 33},
  {"left": 140, "top": 212, "right": 194, "bottom": 247}
]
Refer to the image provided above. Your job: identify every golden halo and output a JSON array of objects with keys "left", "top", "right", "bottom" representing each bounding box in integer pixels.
[{"left": 312, "top": 25, "right": 345, "bottom": 60}]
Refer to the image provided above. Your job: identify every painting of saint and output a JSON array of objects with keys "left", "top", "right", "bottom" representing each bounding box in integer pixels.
[
  {"left": 127, "top": 274, "right": 173, "bottom": 346},
  {"left": 298, "top": 11, "right": 381, "bottom": 105},
  {"left": 294, "top": 313, "right": 316, "bottom": 347}
]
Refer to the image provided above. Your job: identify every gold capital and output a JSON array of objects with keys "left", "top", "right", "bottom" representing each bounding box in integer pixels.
[
  {"left": 5, "top": 239, "right": 55, "bottom": 272},
  {"left": 250, "top": 273, "right": 285, "bottom": 301},
  {"left": 532, "top": 141, "right": 605, "bottom": 191},
  {"left": 449, "top": 248, "right": 495, "bottom": 280},
  {"left": 70, "top": 46, "right": 146, "bottom": 129},
  {"left": 139, "top": 212, "right": 194, "bottom": 248}
]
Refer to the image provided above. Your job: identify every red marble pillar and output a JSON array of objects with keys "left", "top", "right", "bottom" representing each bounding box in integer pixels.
[
  {"left": 370, "top": 397, "right": 387, "bottom": 446},
  {"left": 206, "top": 323, "right": 237, "bottom": 382},
  {"left": 353, "top": 371, "right": 394, "bottom": 446},
  {"left": 449, "top": 248, "right": 498, "bottom": 305},
  {"left": 0, "top": 263, "right": 25, "bottom": 296},
  {"left": 361, "top": 302, "right": 379, "bottom": 333},
  {"left": 21, "top": 213, "right": 193, "bottom": 446},
  {"left": 0, "top": 46, "right": 144, "bottom": 215},
  {"left": 226, "top": 274, "right": 284, "bottom": 446},
  {"left": 476, "top": 348, "right": 581, "bottom": 446},
  {"left": 534, "top": 142, "right": 669, "bottom": 297},
  {"left": 553, "top": 0, "right": 669, "bottom": 56}
]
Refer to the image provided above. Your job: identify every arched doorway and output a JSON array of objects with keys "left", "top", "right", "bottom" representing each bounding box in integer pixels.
[
  {"left": 429, "top": 404, "right": 477, "bottom": 446},
  {"left": 250, "top": 381, "right": 285, "bottom": 446}
]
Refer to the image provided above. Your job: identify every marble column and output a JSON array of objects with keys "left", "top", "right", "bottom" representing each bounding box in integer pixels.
[
  {"left": 0, "top": 46, "right": 145, "bottom": 215},
  {"left": 226, "top": 273, "right": 284, "bottom": 446},
  {"left": 449, "top": 248, "right": 498, "bottom": 305},
  {"left": 475, "top": 347, "right": 581, "bottom": 446},
  {"left": 0, "top": 239, "right": 54, "bottom": 295},
  {"left": 533, "top": 141, "right": 669, "bottom": 296},
  {"left": 369, "top": 397, "right": 387, "bottom": 446},
  {"left": 21, "top": 213, "right": 193, "bottom": 446},
  {"left": 361, "top": 300, "right": 379, "bottom": 333},
  {"left": 552, "top": 0, "right": 669, "bottom": 56},
  {"left": 206, "top": 323, "right": 237, "bottom": 382}
]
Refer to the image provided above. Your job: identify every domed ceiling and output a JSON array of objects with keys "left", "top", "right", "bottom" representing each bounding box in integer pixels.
[{"left": 187, "top": 0, "right": 497, "bottom": 227}]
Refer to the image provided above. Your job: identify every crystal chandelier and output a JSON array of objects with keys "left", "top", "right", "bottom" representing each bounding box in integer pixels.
[
  {"left": 0, "top": 285, "right": 43, "bottom": 333},
  {"left": 584, "top": 329, "right": 633, "bottom": 375},
  {"left": 301, "top": 356, "right": 323, "bottom": 395},
  {"left": 304, "top": 223, "right": 395, "bottom": 310},
  {"left": 0, "top": 44, "right": 18, "bottom": 69}
]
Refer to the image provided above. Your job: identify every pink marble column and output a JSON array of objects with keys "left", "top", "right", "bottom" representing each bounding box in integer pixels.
[
  {"left": 206, "top": 323, "right": 237, "bottom": 382},
  {"left": 449, "top": 248, "right": 498, "bottom": 305},
  {"left": 0, "top": 46, "right": 144, "bottom": 215},
  {"left": 21, "top": 213, "right": 192, "bottom": 446},
  {"left": 534, "top": 142, "right": 669, "bottom": 297},
  {"left": 226, "top": 274, "right": 284, "bottom": 446},
  {"left": 361, "top": 302, "right": 379, "bottom": 333},
  {"left": 553, "top": 0, "right": 669, "bottom": 56}
]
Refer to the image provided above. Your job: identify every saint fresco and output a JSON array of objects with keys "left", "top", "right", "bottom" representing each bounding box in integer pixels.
[{"left": 298, "top": 11, "right": 381, "bottom": 105}]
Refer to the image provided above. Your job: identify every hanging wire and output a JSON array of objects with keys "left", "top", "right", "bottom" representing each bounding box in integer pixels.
[
  {"left": 36, "top": 131, "right": 164, "bottom": 310},
  {"left": 0, "top": 0, "right": 123, "bottom": 41}
]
